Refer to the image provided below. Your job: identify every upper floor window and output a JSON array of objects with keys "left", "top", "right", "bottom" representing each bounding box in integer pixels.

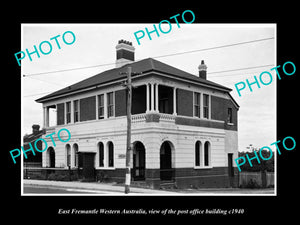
[
  {"left": 98, "top": 94, "right": 104, "bottom": 119},
  {"left": 107, "top": 92, "right": 114, "bottom": 118},
  {"left": 194, "top": 92, "right": 201, "bottom": 118},
  {"left": 74, "top": 100, "right": 79, "bottom": 123},
  {"left": 66, "top": 102, "right": 71, "bottom": 123},
  {"left": 203, "top": 94, "right": 209, "bottom": 119},
  {"left": 228, "top": 108, "right": 233, "bottom": 123}
]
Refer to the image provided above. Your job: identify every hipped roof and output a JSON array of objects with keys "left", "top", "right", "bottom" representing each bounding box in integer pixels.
[{"left": 36, "top": 58, "right": 232, "bottom": 103}]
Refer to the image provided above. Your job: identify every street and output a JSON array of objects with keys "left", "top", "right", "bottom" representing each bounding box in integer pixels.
[
  {"left": 23, "top": 180, "right": 275, "bottom": 195},
  {"left": 24, "top": 184, "right": 121, "bottom": 194}
]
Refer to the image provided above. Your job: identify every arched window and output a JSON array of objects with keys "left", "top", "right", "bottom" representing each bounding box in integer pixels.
[
  {"left": 73, "top": 143, "right": 79, "bottom": 167},
  {"left": 204, "top": 141, "right": 210, "bottom": 166},
  {"left": 66, "top": 144, "right": 71, "bottom": 167},
  {"left": 98, "top": 142, "right": 104, "bottom": 167},
  {"left": 195, "top": 141, "right": 201, "bottom": 166},
  {"left": 107, "top": 142, "right": 114, "bottom": 167}
]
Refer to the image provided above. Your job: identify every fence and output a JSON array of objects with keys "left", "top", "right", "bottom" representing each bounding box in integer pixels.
[{"left": 239, "top": 171, "right": 274, "bottom": 188}]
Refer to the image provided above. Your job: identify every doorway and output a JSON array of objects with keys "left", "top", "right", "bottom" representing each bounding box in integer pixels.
[
  {"left": 158, "top": 85, "right": 173, "bottom": 114},
  {"left": 48, "top": 147, "right": 55, "bottom": 168},
  {"left": 133, "top": 142, "right": 146, "bottom": 181},
  {"left": 160, "top": 141, "right": 173, "bottom": 180},
  {"left": 82, "top": 153, "right": 96, "bottom": 181},
  {"left": 228, "top": 153, "right": 234, "bottom": 187}
]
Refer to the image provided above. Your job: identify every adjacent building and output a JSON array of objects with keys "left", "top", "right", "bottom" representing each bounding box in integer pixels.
[
  {"left": 36, "top": 39, "right": 239, "bottom": 188},
  {"left": 23, "top": 124, "right": 44, "bottom": 166}
]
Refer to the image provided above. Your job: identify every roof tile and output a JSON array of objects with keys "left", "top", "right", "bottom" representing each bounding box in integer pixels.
[{"left": 36, "top": 58, "right": 231, "bottom": 103}]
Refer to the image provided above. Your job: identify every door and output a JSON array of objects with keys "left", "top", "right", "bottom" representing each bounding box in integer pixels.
[
  {"left": 133, "top": 142, "right": 146, "bottom": 181},
  {"left": 160, "top": 142, "right": 173, "bottom": 180},
  {"left": 228, "top": 153, "right": 234, "bottom": 187},
  {"left": 82, "top": 153, "right": 95, "bottom": 181}
]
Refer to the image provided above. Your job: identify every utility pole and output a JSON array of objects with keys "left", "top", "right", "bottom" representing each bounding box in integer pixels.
[
  {"left": 120, "top": 67, "right": 141, "bottom": 194},
  {"left": 125, "top": 66, "right": 132, "bottom": 194}
]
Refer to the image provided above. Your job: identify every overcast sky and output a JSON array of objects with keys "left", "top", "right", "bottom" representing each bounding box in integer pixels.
[{"left": 21, "top": 23, "right": 276, "bottom": 152}]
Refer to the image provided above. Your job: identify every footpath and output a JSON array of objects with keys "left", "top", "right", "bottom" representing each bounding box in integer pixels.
[{"left": 23, "top": 179, "right": 177, "bottom": 195}]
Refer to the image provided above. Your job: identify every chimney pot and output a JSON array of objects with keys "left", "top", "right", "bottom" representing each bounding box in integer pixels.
[
  {"left": 32, "top": 124, "right": 40, "bottom": 134},
  {"left": 115, "top": 39, "right": 135, "bottom": 68},
  {"left": 198, "top": 60, "right": 207, "bottom": 79}
]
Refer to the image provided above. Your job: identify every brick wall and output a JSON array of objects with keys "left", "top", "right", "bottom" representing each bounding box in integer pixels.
[
  {"left": 175, "top": 116, "right": 224, "bottom": 129},
  {"left": 80, "top": 96, "right": 96, "bottom": 121},
  {"left": 211, "top": 95, "right": 238, "bottom": 131},
  {"left": 177, "top": 88, "right": 193, "bottom": 116}
]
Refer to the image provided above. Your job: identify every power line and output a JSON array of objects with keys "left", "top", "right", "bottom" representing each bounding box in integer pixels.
[
  {"left": 23, "top": 37, "right": 274, "bottom": 77},
  {"left": 24, "top": 63, "right": 275, "bottom": 97},
  {"left": 153, "top": 37, "right": 274, "bottom": 60},
  {"left": 24, "top": 91, "right": 52, "bottom": 97},
  {"left": 209, "top": 64, "right": 274, "bottom": 76},
  {"left": 25, "top": 75, "right": 65, "bottom": 87}
]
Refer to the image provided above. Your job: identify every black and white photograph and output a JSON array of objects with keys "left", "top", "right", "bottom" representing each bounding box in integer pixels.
[
  {"left": 21, "top": 23, "right": 276, "bottom": 195},
  {"left": 3, "top": 3, "right": 298, "bottom": 221}
]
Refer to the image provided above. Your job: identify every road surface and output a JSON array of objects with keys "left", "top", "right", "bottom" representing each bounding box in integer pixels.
[{"left": 24, "top": 184, "right": 124, "bottom": 194}]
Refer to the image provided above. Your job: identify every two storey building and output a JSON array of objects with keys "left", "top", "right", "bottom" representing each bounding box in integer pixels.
[{"left": 36, "top": 40, "right": 239, "bottom": 188}]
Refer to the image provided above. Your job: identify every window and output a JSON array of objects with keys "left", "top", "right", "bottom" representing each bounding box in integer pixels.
[
  {"left": 98, "top": 94, "right": 104, "bottom": 119},
  {"left": 204, "top": 141, "right": 210, "bottom": 166},
  {"left": 228, "top": 108, "right": 233, "bottom": 123},
  {"left": 66, "top": 102, "right": 71, "bottom": 123},
  {"left": 66, "top": 144, "right": 71, "bottom": 167},
  {"left": 98, "top": 142, "right": 104, "bottom": 167},
  {"left": 194, "top": 92, "right": 200, "bottom": 118},
  {"left": 107, "top": 92, "right": 114, "bottom": 118},
  {"left": 108, "top": 142, "right": 114, "bottom": 167},
  {"left": 74, "top": 100, "right": 79, "bottom": 123},
  {"left": 73, "top": 144, "right": 79, "bottom": 167},
  {"left": 195, "top": 141, "right": 201, "bottom": 166},
  {"left": 203, "top": 94, "right": 209, "bottom": 119}
]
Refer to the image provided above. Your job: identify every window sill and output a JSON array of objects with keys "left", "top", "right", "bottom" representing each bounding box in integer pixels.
[
  {"left": 194, "top": 166, "right": 213, "bottom": 170},
  {"left": 227, "top": 123, "right": 234, "bottom": 126},
  {"left": 64, "top": 166, "right": 79, "bottom": 170},
  {"left": 95, "top": 167, "right": 116, "bottom": 170},
  {"left": 189, "top": 116, "right": 224, "bottom": 123}
]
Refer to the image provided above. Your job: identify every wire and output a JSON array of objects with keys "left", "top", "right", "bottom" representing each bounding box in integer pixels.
[
  {"left": 209, "top": 64, "right": 274, "bottom": 76},
  {"left": 25, "top": 75, "right": 65, "bottom": 87},
  {"left": 24, "top": 91, "right": 52, "bottom": 97},
  {"left": 24, "top": 63, "right": 275, "bottom": 97},
  {"left": 153, "top": 37, "right": 274, "bottom": 59},
  {"left": 23, "top": 37, "right": 274, "bottom": 77}
]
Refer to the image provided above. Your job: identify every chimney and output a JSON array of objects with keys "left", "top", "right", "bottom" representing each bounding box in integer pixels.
[
  {"left": 32, "top": 124, "right": 40, "bottom": 134},
  {"left": 198, "top": 60, "right": 207, "bottom": 79},
  {"left": 115, "top": 39, "right": 135, "bottom": 68}
]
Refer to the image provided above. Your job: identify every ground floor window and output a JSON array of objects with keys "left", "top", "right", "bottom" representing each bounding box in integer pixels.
[
  {"left": 108, "top": 142, "right": 114, "bottom": 167},
  {"left": 98, "top": 142, "right": 104, "bottom": 167},
  {"left": 73, "top": 143, "right": 79, "bottom": 167},
  {"left": 204, "top": 141, "right": 210, "bottom": 166},
  {"left": 66, "top": 144, "right": 71, "bottom": 167},
  {"left": 194, "top": 140, "right": 211, "bottom": 168},
  {"left": 195, "top": 141, "right": 201, "bottom": 166}
]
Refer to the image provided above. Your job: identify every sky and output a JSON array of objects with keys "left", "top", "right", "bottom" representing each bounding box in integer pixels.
[{"left": 21, "top": 23, "right": 276, "bottom": 152}]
